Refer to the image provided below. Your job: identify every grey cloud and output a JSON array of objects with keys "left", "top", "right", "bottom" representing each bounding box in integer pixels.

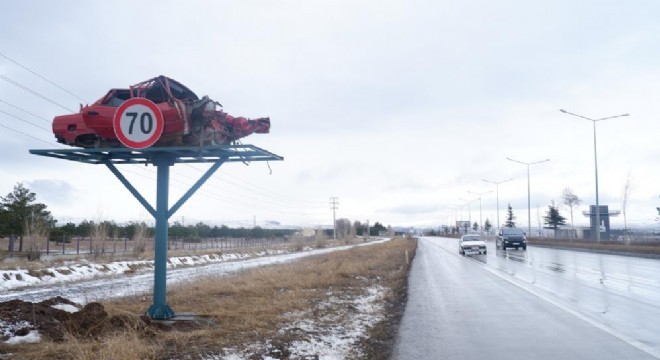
[{"left": 26, "top": 179, "right": 75, "bottom": 205}]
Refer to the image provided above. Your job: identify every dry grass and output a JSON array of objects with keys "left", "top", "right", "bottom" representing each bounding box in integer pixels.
[{"left": 9, "top": 237, "right": 417, "bottom": 359}]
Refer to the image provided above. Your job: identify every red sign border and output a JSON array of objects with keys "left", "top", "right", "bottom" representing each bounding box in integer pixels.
[{"left": 112, "top": 98, "right": 164, "bottom": 149}]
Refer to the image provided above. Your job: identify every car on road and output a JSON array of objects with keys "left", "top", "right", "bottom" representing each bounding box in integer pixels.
[
  {"left": 459, "top": 234, "right": 487, "bottom": 255},
  {"left": 496, "top": 228, "right": 527, "bottom": 250}
]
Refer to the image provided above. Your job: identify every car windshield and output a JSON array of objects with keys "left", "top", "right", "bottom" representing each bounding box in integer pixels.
[
  {"left": 463, "top": 236, "right": 480, "bottom": 241},
  {"left": 502, "top": 229, "right": 523, "bottom": 235}
]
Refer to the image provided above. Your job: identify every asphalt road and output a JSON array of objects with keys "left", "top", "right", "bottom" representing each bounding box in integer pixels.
[{"left": 392, "top": 236, "right": 660, "bottom": 360}]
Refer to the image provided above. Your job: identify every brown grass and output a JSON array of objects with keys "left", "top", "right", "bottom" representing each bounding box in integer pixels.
[{"left": 9, "top": 237, "right": 416, "bottom": 359}]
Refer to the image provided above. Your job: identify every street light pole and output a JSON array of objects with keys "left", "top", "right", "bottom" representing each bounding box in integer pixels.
[
  {"left": 459, "top": 198, "right": 472, "bottom": 224},
  {"left": 559, "top": 109, "right": 629, "bottom": 243},
  {"left": 468, "top": 190, "right": 492, "bottom": 231},
  {"left": 506, "top": 157, "right": 550, "bottom": 237},
  {"left": 482, "top": 178, "right": 512, "bottom": 230}
]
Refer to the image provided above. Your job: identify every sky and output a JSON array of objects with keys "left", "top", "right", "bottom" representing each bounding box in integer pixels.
[{"left": 1, "top": 0, "right": 659, "bottom": 230}]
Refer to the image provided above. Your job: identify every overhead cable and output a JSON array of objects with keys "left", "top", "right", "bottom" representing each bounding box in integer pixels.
[{"left": 0, "top": 51, "right": 89, "bottom": 103}]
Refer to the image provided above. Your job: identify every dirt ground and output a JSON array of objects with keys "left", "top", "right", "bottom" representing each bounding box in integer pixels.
[{"left": 0, "top": 297, "right": 163, "bottom": 343}]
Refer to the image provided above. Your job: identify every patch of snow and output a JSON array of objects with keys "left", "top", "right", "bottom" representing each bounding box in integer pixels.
[
  {"left": 4, "top": 330, "right": 41, "bottom": 344},
  {"left": 51, "top": 303, "right": 80, "bottom": 313},
  {"left": 1, "top": 319, "right": 34, "bottom": 344},
  {"left": 214, "top": 285, "right": 388, "bottom": 359}
]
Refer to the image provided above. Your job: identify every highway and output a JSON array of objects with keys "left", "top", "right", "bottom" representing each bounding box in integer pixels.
[{"left": 393, "top": 236, "right": 660, "bottom": 360}]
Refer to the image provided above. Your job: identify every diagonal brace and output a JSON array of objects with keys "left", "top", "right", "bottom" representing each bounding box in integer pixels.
[
  {"left": 104, "top": 160, "right": 156, "bottom": 217},
  {"left": 167, "top": 158, "right": 225, "bottom": 219}
]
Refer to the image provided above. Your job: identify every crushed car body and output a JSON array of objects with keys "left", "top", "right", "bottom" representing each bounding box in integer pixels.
[{"left": 52, "top": 75, "right": 270, "bottom": 148}]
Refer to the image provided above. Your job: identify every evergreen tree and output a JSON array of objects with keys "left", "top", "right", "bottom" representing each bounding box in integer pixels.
[
  {"left": 544, "top": 201, "right": 567, "bottom": 230},
  {"left": 484, "top": 218, "right": 492, "bottom": 232},
  {"left": 472, "top": 222, "right": 478, "bottom": 231},
  {"left": 0, "top": 183, "right": 55, "bottom": 252},
  {"left": 505, "top": 203, "right": 516, "bottom": 228}
]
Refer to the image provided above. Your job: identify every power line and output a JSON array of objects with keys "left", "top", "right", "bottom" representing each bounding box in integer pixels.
[
  {"left": 0, "top": 51, "right": 89, "bottom": 103},
  {"left": 0, "top": 99, "right": 51, "bottom": 124},
  {"left": 0, "top": 122, "right": 57, "bottom": 146},
  {"left": 0, "top": 74, "right": 76, "bottom": 113},
  {"left": 0, "top": 108, "right": 51, "bottom": 132},
  {"left": 183, "top": 163, "right": 326, "bottom": 207}
]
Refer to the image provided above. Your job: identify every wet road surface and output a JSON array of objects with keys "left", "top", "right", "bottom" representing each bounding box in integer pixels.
[{"left": 393, "top": 236, "right": 660, "bottom": 360}]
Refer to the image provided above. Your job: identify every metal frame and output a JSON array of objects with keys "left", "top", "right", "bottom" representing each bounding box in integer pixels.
[{"left": 30, "top": 144, "right": 283, "bottom": 319}]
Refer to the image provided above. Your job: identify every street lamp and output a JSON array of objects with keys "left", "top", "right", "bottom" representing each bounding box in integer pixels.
[
  {"left": 559, "top": 109, "right": 629, "bottom": 242},
  {"left": 482, "top": 178, "right": 513, "bottom": 230},
  {"left": 459, "top": 198, "right": 472, "bottom": 224},
  {"left": 468, "top": 190, "right": 492, "bottom": 231},
  {"left": 506, "top": 157, "right": 550, "bottom": 237}
]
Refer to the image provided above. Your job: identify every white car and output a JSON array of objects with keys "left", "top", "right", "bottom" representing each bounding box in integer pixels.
[{"left": 459, "top": 234, "right": 487, "bottom": 255}]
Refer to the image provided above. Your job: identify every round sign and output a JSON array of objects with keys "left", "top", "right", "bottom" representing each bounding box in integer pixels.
[{"left": 113, "top": 98, "right": 164, "bottom": 149}]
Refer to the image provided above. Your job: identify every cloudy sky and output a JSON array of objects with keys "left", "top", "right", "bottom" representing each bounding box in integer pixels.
[{"left": 1, "top": 0, "right": 659, "bottom": 230}]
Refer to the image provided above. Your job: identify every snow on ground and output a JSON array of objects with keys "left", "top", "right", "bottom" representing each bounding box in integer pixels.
[
  {"left": 210, "top": 285, "right": 387, "bottom": 360},
  {"left": 1, "top": 319, "right": 41, "bottom": 345},
  {"left": 51, "top": 303, "right": 80, "bottom": 313},
  {"left": 0, "top": 249, "right": 287, "bottom": 291},
  {"left": 0, "top": 238, "right": 392, "bottom": 351},
  {"left": 4, "top": 330, "right": 40, "bottom": 345}
]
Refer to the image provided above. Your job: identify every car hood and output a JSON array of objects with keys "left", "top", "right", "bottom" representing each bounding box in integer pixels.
[
  {"left": 501, "top": 235, "right": 526, "bottom": 240},
  {"left": 461, "top": 240, "right": 486, "bottom": 246}
]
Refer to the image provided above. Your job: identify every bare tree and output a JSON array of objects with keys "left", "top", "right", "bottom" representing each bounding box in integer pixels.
[
  {"left": 335, "top": 218, "right": 352, "bottom": 239},
  {"left": 561, "top": 188, "right": 582, "bottom": 227},
  {"left": 622, "top": 172, "right": 634, "bottom": 241}
]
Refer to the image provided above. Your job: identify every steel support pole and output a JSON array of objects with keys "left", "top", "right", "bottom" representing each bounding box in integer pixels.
[
  {"left": 593, "top": 121, "right": 601, "bottom": 243},
  {"left": 148, "top": 155, "right": 174, "bottom": 319},
  {"left": 527, "top": 164, "right": 531, "bottom": 237},
  {"left": 495, "top": 185, "right": 500, "bottom": 229}
]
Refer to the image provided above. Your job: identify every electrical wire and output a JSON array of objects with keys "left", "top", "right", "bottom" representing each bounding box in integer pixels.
[
  {"left": 0, "top": 99, "right": 52, "bottom": 124},
  {"left": 182, "top": 163, "right": 326, "bottom": 207},
  {"left": 0, "top": 109, "right": 51, "bottom": 132},
  {"left": 0, "top": 74, "right": 76, "bottom": 113},
  {"left": 0, "top": 51, "right": 89, "bottom": 103},
  {"left": 0, "top": 123, "right": 55, "bottom": 146}
]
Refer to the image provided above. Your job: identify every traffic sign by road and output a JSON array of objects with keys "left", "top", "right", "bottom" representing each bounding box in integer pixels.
[{"left": 113, "top": 98, "right": 164, "bottom": 149}]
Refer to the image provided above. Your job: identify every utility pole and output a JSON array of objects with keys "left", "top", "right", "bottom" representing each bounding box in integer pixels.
[{"left": 330, "top": 197, "right": 338, "bottom": 240}]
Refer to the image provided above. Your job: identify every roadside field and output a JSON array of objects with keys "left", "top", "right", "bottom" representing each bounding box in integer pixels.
[{"left": 0, "top": 237, "right": 417, "bottom": 359}]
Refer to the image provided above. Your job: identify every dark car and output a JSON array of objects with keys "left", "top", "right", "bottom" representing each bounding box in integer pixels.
[
  {"left": 52, "top": 75, "right": 270, "bottom": 148},
  {"left": 496, "top": 228, "right": 527, "bottom": 250}
]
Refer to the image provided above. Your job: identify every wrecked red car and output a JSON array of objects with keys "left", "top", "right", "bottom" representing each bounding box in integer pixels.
[{"left": 52, "top": 76, "right": 270, "bottom": 148}]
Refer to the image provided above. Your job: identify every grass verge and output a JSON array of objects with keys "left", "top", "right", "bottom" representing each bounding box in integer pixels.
[{"left": 2, "top": 237, "right": 417, "bottom": 359}]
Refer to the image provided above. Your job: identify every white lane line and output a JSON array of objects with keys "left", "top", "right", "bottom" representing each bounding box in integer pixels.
[
  {"left": 426, "top": 238, "right": 660, "bottom": 359},
  {"left": 480, "top": 262, "right": 660, "bottom": 360}
]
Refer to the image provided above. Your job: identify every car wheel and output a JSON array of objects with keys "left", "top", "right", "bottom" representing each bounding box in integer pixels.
[
  {"left": 522, "top": 246, "right": 527, "bottom": 251},
  {"left": 484, "top": 250, "right": 487, "bottom": 255},
  {"left": 501, "top": 245, "right": 506, "bottom": 250}
]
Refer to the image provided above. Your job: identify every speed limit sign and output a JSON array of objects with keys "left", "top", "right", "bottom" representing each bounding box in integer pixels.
[{"left": 113, "top": 98, "right": 164, "bottom": 149}]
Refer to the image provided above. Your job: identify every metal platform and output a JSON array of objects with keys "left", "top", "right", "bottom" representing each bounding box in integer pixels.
[
  {"left": 29, "top": 144, "right": 282, "bottom": 165},
  {"left": 30, "top": 143, "right": 283, "bottom": 319}
]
